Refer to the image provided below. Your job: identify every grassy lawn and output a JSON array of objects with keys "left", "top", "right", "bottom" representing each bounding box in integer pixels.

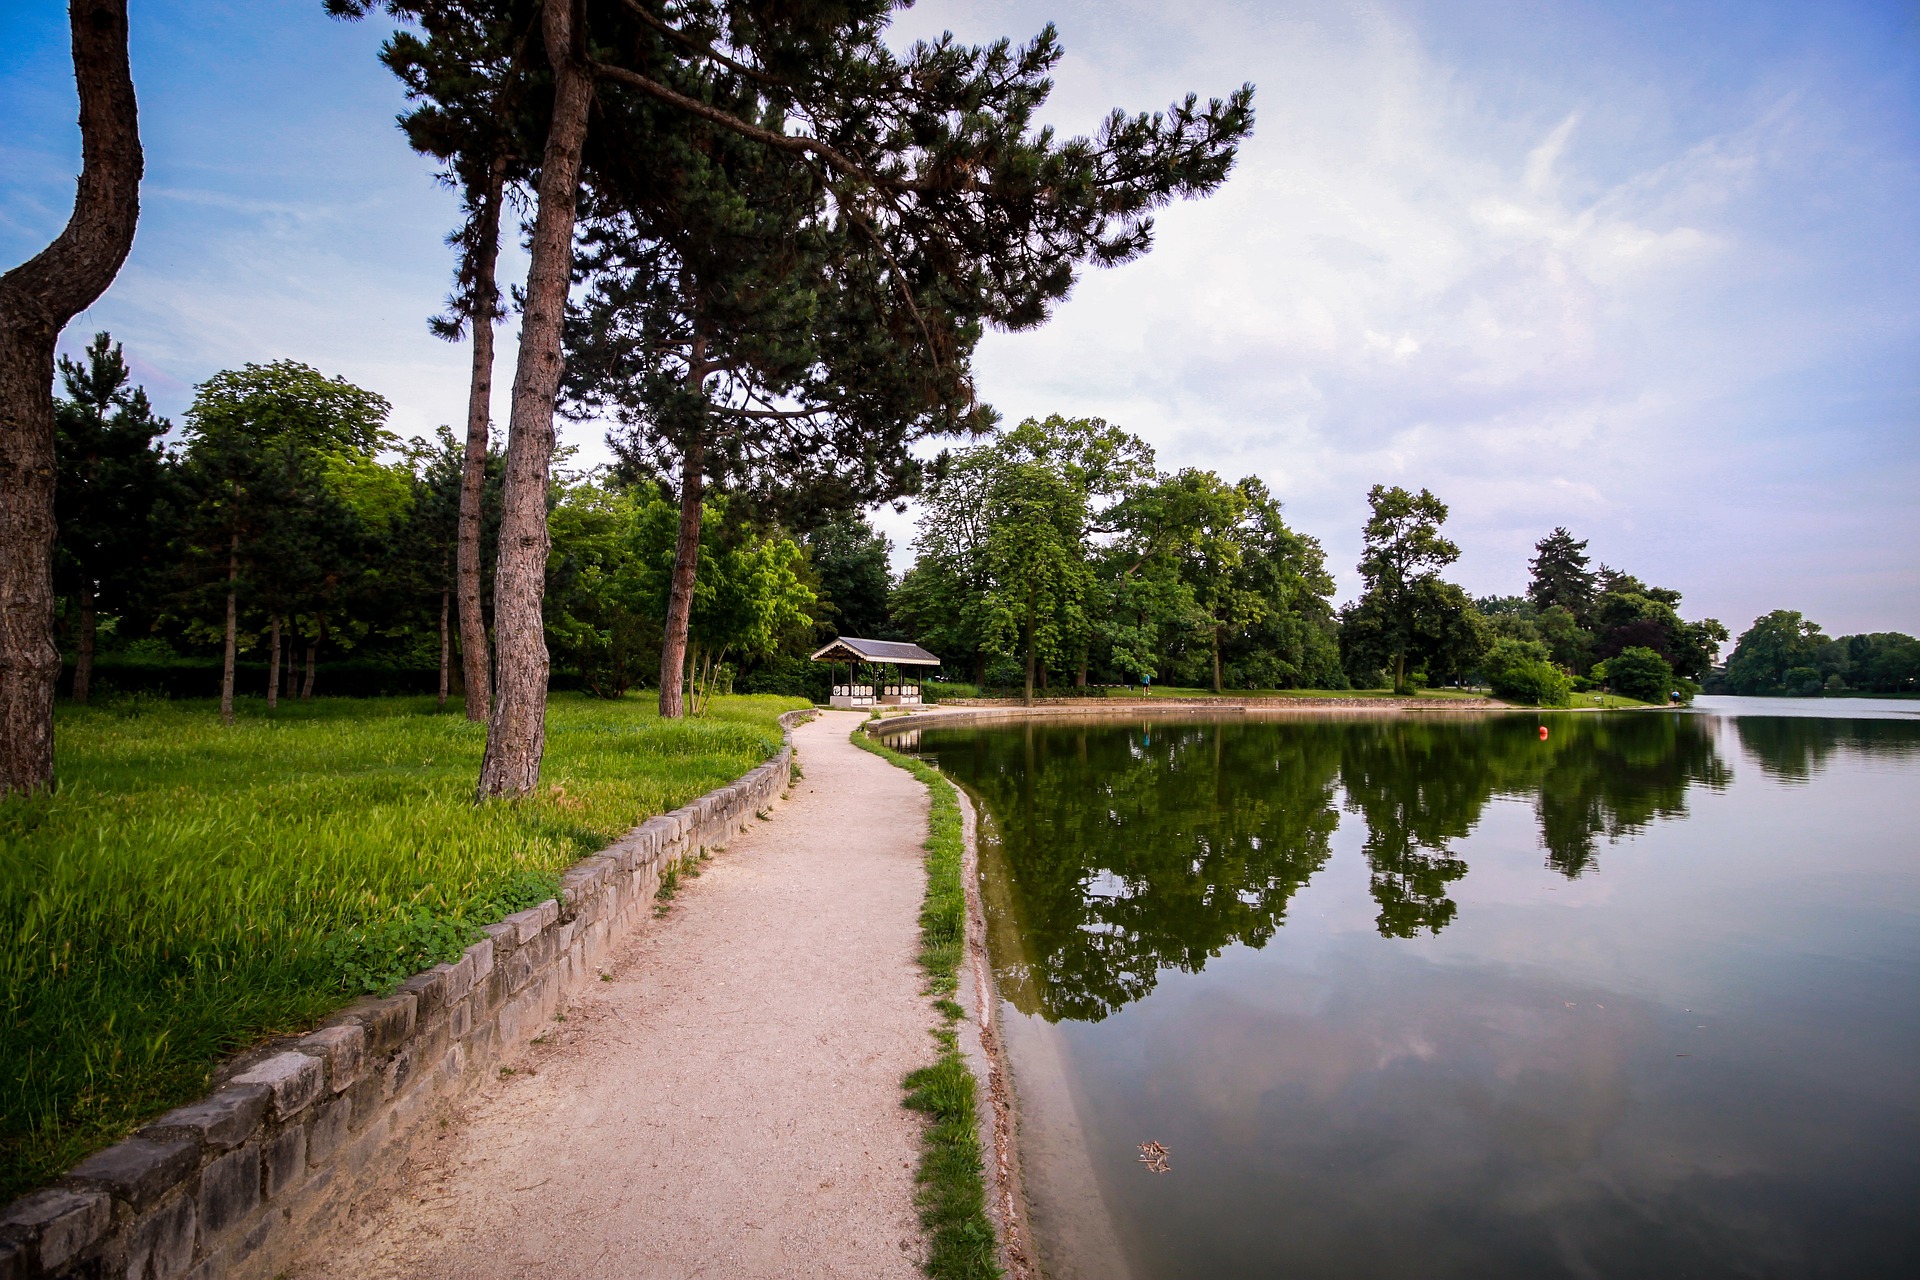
[
  {"left": 1564, "top": 691, "right": 1654, "bottom": 709},
  {"left": 0, "top": 691, "right": 805, "bottom": 1203}
]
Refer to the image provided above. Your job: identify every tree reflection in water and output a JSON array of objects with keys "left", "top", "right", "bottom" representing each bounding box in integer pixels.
[
  {"left": 920, "top": 712, "right": 1732, "bottom": 1022},
  {"left": 1734, "top": 715, "right": 1920, "bottom": 783}
]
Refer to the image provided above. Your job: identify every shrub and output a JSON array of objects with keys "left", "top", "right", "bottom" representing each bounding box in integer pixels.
[
  {"left": 1784, "top": 666, "right": 1825, "bottom": 697},
  {"left": 1485, "top": 637, "right": 1572, "bottom": 707},
  {"left": 1603, "top": 646, "right": 1674, "bottom": 703}
]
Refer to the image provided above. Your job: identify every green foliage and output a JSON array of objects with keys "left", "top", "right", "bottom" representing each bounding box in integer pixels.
[
  {"left": 0, "top": 692, "right": 803, "bottom": 1203},
  {"left": 851, "top": 730, "right": 1000, "bottom": 1279},
  {"left": 1485, "top": 637, "right": 1573, "bottom": 707},
  {"left": 1602, "top": 645, "right": 1676, "bottom": 704},
  {"left": 1726, "top": 610, "right": 1828, "bottom": 694},
  {"left": 807, "top": 515, "right": 897, "bottom": 640},
  {"left": 1527, "top": 527, "right": 1597, "bottom": 618},
  {"left": 1341, "top": 485, "right": 1482, "bottom": 692}
]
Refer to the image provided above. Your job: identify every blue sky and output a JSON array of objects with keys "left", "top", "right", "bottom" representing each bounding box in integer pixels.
[{"left": 4, "top": 0, "right": 1916, "bottom": 635}]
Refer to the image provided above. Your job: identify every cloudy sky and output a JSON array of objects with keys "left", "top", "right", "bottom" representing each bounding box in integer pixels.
[{"left": 4, "top": 0, "right": 1916, "bottom": 634}]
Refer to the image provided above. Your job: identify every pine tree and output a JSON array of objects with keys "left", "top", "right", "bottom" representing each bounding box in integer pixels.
[
  {"left": 53, "top": 333, "right": 171, "bottom": 703},
  {"left": 1527, "top": 527, "right": 1597, "bottom": 621}
]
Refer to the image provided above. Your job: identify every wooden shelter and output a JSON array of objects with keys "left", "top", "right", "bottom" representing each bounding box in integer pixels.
[{"left": 811, "top": 636, "right": 941, "bottom": 708}]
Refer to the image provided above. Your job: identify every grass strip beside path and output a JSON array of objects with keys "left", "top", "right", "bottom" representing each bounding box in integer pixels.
[
  {"left": 852, "top": 725, "right": 1001, "bottom": 1280},
  {"left": 0, "top": 692, "right": 806, "bottom": 1204}
]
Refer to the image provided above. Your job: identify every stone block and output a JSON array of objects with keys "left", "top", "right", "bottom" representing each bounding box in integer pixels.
[
  {"left": 0, "top": 1188, "right": 110, "bottom": 1272},
  {"left": 124, "top": 1190, "right": 196, "bottom": 1280},
  {"left": 345, "top": 1074, "right": 385, "bottom": 1133},
  {"left": 231, "top": 1051, "right": 325, "bottom": 1119},
  {"left": 0, "top": 1238, "right": 24, "bottom": 1280},
  {"left": 447, "top": 994, "right": 472, "bottom": 1041},
  {"left": 504, "top": 947, "right": 535, "bottom": 995},
  {"left": 434, "top": 952, "right": 475, "bottom": 1004},
  {"left": 398, "top": 968, "right": 447, "bottom": 1025},
  {"left": 64, "top": 1135, "right": 197, "bottom": 1211},
  {"left": 263, "top": 1123, "right": 306, "bottom": 1199},
  {"left": 359, "top": 992, "right": 418, "bottom": 1057},
  {"left": 382, "top": 1047, "right": 415, "bottom": 1101},
  {"left": 501, "top": 906, "right": 544, "bottom": 946},
  {"left": 299, "top": 1023, "right": 365, "bottom": 1093},
  {"left": 197, "top": 1144, "right": 260, "bottom": 1238},
  {"left": 465, "top": 935, "right": 494, "bottom": 983},
  {"left": 480, "top": 919, "right": 517, "bottom": 956},
  {"left": 143, "top": 1084, "right": 270, "bottom": 1151},
  {"left": 307, "top": 1096, "right": 351, "bottom": 1167}
]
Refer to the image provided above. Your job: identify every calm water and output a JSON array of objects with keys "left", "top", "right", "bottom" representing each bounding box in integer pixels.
[{"left": 909, "top": 704, "right": 1920, "bottom": 1280}]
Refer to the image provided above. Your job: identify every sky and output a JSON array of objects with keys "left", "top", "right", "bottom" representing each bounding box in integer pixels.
[{"left": 3, "top": 0, "right": 1917, "bottom": 635}]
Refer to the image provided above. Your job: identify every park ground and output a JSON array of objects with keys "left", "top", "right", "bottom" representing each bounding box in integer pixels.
[{"left": 0, "top": 692, "right": 807, "bottom": 1204}]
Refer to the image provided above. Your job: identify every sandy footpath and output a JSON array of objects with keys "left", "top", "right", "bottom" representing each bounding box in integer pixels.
[{"left": 295, "top": 711, "right": 932, "bottom": 1280}]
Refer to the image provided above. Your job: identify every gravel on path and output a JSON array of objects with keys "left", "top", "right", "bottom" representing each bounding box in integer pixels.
[{"left": 296, "top": 711, "right": 933, "bottom": 1280}]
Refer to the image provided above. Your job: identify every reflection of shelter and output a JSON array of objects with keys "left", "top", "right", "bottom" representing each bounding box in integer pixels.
[{"left": 811, "top": 636, "right": 940, "bottom": 709}]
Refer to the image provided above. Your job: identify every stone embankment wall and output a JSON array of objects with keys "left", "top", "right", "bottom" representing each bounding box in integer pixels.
[{"left": 0, "top": 710, "right": 808, "bottom": 1280}]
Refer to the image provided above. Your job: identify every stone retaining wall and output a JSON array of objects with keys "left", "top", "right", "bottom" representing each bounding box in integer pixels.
[{"left": 0, "top": 710, "right": 809, "bottom": 1280}]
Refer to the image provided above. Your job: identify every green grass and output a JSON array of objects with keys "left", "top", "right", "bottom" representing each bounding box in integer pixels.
[
  {"left": 852, "top": 729, "right": 1000, "bottom": 1280},
  {"left": 0, "top": 691, "right": 805, "bottom": 1204},
  {"left": 1565, "top": 690, "right": 1654, "bottom": 709}
]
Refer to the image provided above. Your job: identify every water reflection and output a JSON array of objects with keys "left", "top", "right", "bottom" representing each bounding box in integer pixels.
[
  {"left": 1733, "top": 715, "right": 1920, "bottom": 782},
  {"left": 921, "top": 713, "right": 1730, "bottom": 1021}
]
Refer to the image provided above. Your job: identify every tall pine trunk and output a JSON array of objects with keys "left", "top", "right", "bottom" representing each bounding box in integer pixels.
[
  {"left": 438, "top": 586, "right": 451, "bottom": 708},
  {"left": 0, "top": 0, "right": 140, "bottom": 795},
  {"left": 266, "top": 615, "right": 280, "bottom": 709},
  {"left": 456, "top": 152, "right": 507, "bottom": 724},
  {"left": 220, "top": 539, "right": 237, "bottom": 725},
  {"left": 477, "top": 0, "right": 591, "bottom": 799},
  {"left": 657, "top": 339, "right": 706, "bottom": 720},
  {"left": 74, "top": 586, "right": 96, "bottom": 704}
]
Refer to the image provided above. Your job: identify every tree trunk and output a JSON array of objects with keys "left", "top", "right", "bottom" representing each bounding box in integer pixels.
[
  {"left": 456, "top": 151, "right": 508, "bottom": 724},
  {"left": 1023, "top": 589, "right": 1036, "bottom": 706},
  {"left": 302, "top": 640, "right": 317, "bottom": 701},
  {"left": 283, "top": 633, "right": 295, "bottom": 703},
  {"left": 266, "top": 615, "right": 280, "bottom": 709},
  {"left": 1212, "top": 626, "right": 1223, "bottom": 694},
  {"left": 1076, "top": 648, "right": 1087, "bottom": 688},
  {"left": 1394, "top": 649, "right": 1406, "bottom": 695},
  {"left": 0, "top": 0, "right": 140, "bottom": 795},
  {"left": 657, "top": 334, "right": 708, "bottom": 720},
  {"left": 220, "top": 541, "right": 237, "bottom": 725},
  {"left": 477, "top": 0, "right": 592, "bottom": 800},
  {"left": 74, "top": 585, "right": 96, "bottom": 704},
  {"left": 438, "top": 586, "right": 451, "bottom": 708}
]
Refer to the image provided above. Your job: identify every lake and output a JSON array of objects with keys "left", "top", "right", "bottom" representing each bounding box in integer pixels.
[{"left": 906, "top": 701, "right": 1920, "bottom": 1280}]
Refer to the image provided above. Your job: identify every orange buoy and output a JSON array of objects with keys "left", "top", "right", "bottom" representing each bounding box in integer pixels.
[{"left": 1539, "top": 725, "right": 1550, "bottom": 740}]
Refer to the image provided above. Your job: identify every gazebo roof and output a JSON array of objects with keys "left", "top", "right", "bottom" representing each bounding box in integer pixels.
[{"left": 809, "top": 636, "right": 942, "bottom": 667}]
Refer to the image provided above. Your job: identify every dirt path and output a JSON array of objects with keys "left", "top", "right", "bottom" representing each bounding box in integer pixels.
[{"left": 296, "top": 711, "right": 932, "bottom": 1280}]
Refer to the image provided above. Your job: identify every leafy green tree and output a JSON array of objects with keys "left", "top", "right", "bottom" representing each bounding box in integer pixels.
[
  {"left": 805, "top": 514, "right": 894, "bottom": 641},
  {"left": 1221, "top": 480, "right": 1342, "bottom": 689},
  {"left": 1600, "top": 645, "right": 1675, "bottom": 703},
  {"left": 1725, "top": 610, "right": 1827, "bottom": 695},
  {"left": 174, "top": 361, "right": 391, "bottom": 722},
  {"left": 1341, "top": 485, "right": 1477, "bottom": 693},
  {"left": 1527, "top": 527, "right": 1597, "bottom": 620},
  {"left": 1483, "top": 636, "right": 1572, "bottom": 707},
  {"left": 53, "top": 333, "right": 172, "bottom": 702},
  {"left": 980, "top": 462, "right": 1093, "bottom": 704}
]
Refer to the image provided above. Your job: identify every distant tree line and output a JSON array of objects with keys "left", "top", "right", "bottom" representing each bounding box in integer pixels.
[{"left": 68, "top": 358, "right": 1908, "bottom": 717}]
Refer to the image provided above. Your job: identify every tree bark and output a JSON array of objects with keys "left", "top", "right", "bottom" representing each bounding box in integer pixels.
[
  {"left": 657, "top": 413, "right": 706, "bottom": 719},
  {"left": 220, "top": 540, "right": 237, "bottom": 725},
  {"left": 456, "top": 152, "right": 508, "bottom": 724},
  {"left": 478, "top": 0, "right": 592, "bottom": 799},
  {"left": 302, "top": 636, "right": 317, "bottom": 701},
  {"left": 267, "top": 615, "right": 280, "bottom": 709},
  {"left": 74, "top": 585, "right": 95, "bottom": 704},
  {"left": 1023, "top": 588, "right": 1036, "bottom": 706},
  {"left": 1212, "top": 626, "right": 1223, "bottom": 694},
  {"left": 438, "top": 586, "right": 451, "bottom": 708},
  {"left": 0, "top": 0, "right": 140, "bottom": 795}
]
